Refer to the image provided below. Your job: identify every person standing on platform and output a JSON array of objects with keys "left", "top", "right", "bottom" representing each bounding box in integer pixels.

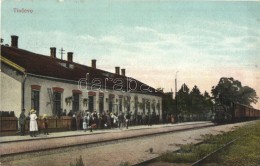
[
  {"left": 76, "top": 111, "right": 82, "bottom": 130},
  {"left": 142, "top": 112, "right": 146, "bottom": 125},
  {"left": 125, "top": 112, "right": 131, "bottom": 129},
  {"left": 42, "top": 114, "right": 49, "bottom": 135},
  {"left": 118, "top": 112, "right": 124, "bottom": 129},
  {"left": 29, "top": 109, "right": 38, "bottom": 137},
  {"left": 89, "top": 113, "right": 94, "bottom": 132},
  {"left": 19, "top": 109, "right": 26, "bottom": 136},
  {"left": 93, "top": 111, "right": 98, "bottom": 126},
  {"left": 106, "top": 112, "right": 111, "bottom": 128},
  {"left": 72, "top": 111, "right": 77, "bottom": 130},
  {"left": 83, "top": 112, "right": 88, "bottom": 132},
  {"left": 110, "top": 112, "right": 114, "bottom": 128},
  {"left": 171, "top": 114, "right": 175, "bottom": 124},
  {"left": 148, "top": 112, "right": 152, "bottom": 126}
]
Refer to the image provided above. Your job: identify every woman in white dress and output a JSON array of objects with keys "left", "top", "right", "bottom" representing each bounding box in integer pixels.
[
  {"left": 82, "top": 112, "right": 87, "bottom": 132},
  {"left": 30, "top": 109, "right": 38, "bottom": 137}
]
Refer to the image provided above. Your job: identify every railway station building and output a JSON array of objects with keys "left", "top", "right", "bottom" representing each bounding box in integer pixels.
[{"left": 1, "top": 35, "right": 163, "bottom": 121}]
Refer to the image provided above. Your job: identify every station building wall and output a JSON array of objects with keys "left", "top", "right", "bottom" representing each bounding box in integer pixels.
[{"left": 24, "top": 75, "right": 162, "bottom": 119}]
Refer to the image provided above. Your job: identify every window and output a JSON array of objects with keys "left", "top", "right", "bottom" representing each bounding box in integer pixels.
[
  {"left": 88, "top": 96, "right": 94, "bottom": 112},
  {"left": 142, "top": 98, "right": 145, "bottom": 113},
  {"left": 73, "top": 93, "right": 79, "bottom": 112},
  {"left": 31, "top": 90, "right": 40, "bottom": 114},
  {"left": 108, "top": 94, "right": 115, "bottom": 113},
  {"left": 157, "top": 100, "right": 161, "bottom": 112},
  {"left": 134, "top": 97, "right": 138, "bottom": 115},
  {"left": 99, "top": 96, "right": 104, "bottom": 113},
  {"left": 127, "top": 97, "right": 130, "bottom": 112},
  {"left": 109, "top": 97, "right": 113, "bottom": 112},
  {"left": 53, "top": 92, "right": 62, "bottom": 116},
  {"left": 152, "top": 100, "right": 156, "bottom": 113},
  {"left": 147, "top": 100, "right": 151, "bottom": 113}
]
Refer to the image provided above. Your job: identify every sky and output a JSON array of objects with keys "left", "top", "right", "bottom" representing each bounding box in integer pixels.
[{"left": 1, "top": 0, "right": 260, "bottom": 109}]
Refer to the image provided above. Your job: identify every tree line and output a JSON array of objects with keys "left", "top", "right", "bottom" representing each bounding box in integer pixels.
[{"left": 162, "top": 77, "right": 258, "bottom": 121}]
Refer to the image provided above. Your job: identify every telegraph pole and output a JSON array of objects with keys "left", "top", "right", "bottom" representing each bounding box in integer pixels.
[
  {"left": 175, "top": 71, "right": 179, "bottom": 123},
  {"left": 59, "top": 47, "right": 65, "bottom": 60}
]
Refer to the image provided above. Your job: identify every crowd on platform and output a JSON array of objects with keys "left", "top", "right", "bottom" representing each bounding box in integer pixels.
[
  {"left": 18, "top": 109, "right": 161, "bottom": 137},
  {"left": 68, "top": 110, "right": 160, "bottom": 131}
]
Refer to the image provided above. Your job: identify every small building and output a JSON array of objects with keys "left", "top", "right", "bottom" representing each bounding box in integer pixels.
[{"left": 1, "top": 35, "right": 163, "bottom": 120}]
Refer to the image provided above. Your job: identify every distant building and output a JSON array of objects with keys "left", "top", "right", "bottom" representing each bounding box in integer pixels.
[{"left": 1, "top": 35, "right": 163, "bottom": 120}]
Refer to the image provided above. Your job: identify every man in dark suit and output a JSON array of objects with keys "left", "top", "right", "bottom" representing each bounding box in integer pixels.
[
  {"left": 19, "top": 109, "right": 26, "bottom": 136},
  {"left": 125, "top": 112, "right": 131, "bottom": 129}
]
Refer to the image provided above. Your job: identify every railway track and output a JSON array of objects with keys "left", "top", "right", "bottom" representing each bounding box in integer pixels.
[
  {"left": 2, "top": 121, "right": 253, "bottom": 166},
  {"left": 133, "top": 121, "right": 256, "bottom": 166},
  {"left": 1, "top": 122, "right": 214, "bottom": 161},
  {"left": 133, "top": 135, "right": 244, "bottom": 166},
  {"left": 191, "top": 133, "right": 248, "bottom": 166}
]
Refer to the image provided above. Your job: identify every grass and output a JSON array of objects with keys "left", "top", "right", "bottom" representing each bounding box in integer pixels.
[
  {"left": 208, "top": 122, "right": 260, "bottom": 166},
  {"left": 157, "top": 121, "right": 260, "bottom": 165},
  {"left": 158, "top": 143, "right": 220, "bottom": 163}
]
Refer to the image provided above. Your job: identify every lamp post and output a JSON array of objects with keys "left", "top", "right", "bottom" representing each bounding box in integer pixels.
[{"left": 175, "top": 71, "right": 179, "bottom": 123}]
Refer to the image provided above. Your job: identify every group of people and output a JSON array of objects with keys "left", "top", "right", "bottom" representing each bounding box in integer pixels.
[
  {"left": 18, "top": 108, "right": 160, "bottom": 136},
  {"left": 70, "top": 110, "right": 131, "bottom": 131},
  {"left": 70, "top": 110, "right": 160, "bottom": 131},
  {"left": 165, "top": 114, "right": 176, "bottom": 124},
  {"left": 19, "top": 109, "right": 49, "bottom": 137}
]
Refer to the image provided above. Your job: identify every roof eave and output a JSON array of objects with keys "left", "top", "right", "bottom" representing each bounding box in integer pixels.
[{"left": 0, "top": 55, "right": 26, "bottom": 73}]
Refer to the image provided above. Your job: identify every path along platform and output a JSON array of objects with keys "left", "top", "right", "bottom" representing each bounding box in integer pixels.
[{"left": 0, "top": 121, "right": 213, "bottom": 156}]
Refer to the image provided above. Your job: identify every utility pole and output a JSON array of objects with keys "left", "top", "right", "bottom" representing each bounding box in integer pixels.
[
  {"left": 175, "top": 71, "right": 179, "bottom": 123},
  {"left": 59, "top": 47, "right": 65, "bottom": 60}
]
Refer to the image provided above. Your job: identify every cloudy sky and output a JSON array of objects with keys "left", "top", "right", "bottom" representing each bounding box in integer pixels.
[{"left": 1, "top": 0, "right": 260, "bottom": 109}]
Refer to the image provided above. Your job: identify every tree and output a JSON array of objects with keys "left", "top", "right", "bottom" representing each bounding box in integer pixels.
[
  {"left": 176, "top": 83, "right": 191, "bottom": 116},
  {"left": 211, "top": 77, "right": 258, "bottom": 107},
  {"left": 175, "top": 84, "right": 214, "bottom": 121},
  {"left": 162, "top": 92, "right": 175, "bottom": 123},
  {"left": 203, "top": 91, "right": 213, "bottom": 111},
  {"left": 202, "top": 91, "right": 213, "bottom": 119},
  {"left": 239, "top": 86, "right": 258, "bottom": 105},
  {"left": 190, "top": 85, "right": 204, "bottom": 116}
]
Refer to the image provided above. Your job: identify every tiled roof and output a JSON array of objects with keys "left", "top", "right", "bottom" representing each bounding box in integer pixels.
[{"left": 1, "top": 45, "right": 162, "bottom": 96}]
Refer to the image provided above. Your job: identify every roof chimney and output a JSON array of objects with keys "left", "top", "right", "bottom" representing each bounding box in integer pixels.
[
  {"left": 115, "top": 66, "right": 120, "bottom": 75},
  {"left": 50, "top": 47, "right": 56, "bottom": 58},
  {"left": 11, "top": 35, "right": 18, "bottom": 48},
  {"left": 92, "top": 59, "right": 96, "bottom": 68},
  {"left": 67, "top": 52, "right": 73, "bottom": 62},
  {"left": 121, "top": 69, "right": 125, "bottom": 76}
]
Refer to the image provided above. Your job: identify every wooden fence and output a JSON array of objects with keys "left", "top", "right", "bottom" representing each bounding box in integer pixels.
[{"left": 0, "top": 116, "right": 74, "bottom": 136}]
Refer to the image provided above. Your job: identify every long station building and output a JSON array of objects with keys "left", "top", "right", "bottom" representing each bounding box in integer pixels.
[{"left": 1, "top": 35, "right": 163, "bottom": 120}]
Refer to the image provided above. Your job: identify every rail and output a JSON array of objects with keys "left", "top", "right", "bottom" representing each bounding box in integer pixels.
[{"left": 191, "top": 133, "right": 248, "bottom": 166}]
